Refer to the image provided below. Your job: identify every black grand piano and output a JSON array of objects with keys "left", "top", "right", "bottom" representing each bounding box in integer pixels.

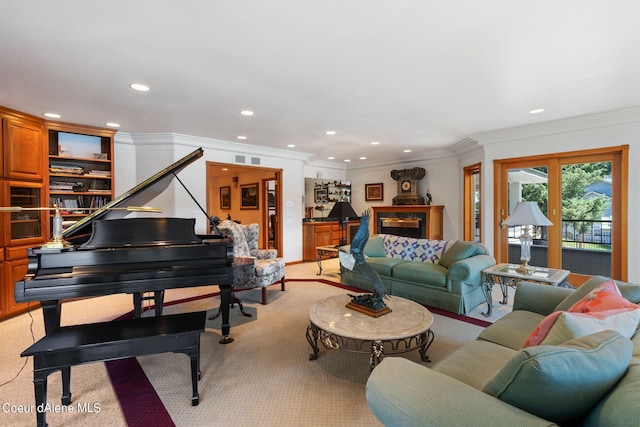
[{"left": 15, "top": 147, "right": 234, "bottom": 341}]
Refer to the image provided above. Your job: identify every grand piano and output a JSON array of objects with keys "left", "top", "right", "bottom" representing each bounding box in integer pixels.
[{"left": 14, "top": 147, "right": 235, "bottom": 342}]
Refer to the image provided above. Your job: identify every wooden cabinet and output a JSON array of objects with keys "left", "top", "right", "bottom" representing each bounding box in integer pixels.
[
  {"left": 2, "top": 257, "right": 29, "bottom": 314},
  {"left": 46, "top": 122, "right": 115, "bottom": 227},
  {"left": 2, "top": 115, "right": 45, "bottom": 181},
  {"left": 302, "top": 220, "right": 359, "bottom": 262},
  {"left": 0, "top": 106, "right": 47, "bottom": 320}
]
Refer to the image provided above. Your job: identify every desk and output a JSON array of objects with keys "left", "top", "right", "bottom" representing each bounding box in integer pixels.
[
  {"left": 482, "top": 263, "right": 570, "bottom": 317},
  {"left": 316, "top": 245, "right": 339, "bottom": 275},
  {"left": 306, "top": 294, "right": 434, "bottom": 370}
]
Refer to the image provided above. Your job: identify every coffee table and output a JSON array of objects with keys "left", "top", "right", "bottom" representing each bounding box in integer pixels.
[{"left": 306, "top": 293, "right": 434, "bottom": 370}]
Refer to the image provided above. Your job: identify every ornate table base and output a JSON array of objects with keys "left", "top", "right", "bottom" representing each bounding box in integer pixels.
[
  {"left": 306, "top": 324, "right": 434, "bottom": 370},
  {"left": 306, "top": 294, "right": 435, "bottom": 370}
]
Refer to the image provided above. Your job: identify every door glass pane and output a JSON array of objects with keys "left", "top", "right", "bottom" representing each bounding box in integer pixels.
[
  {"left": 472, "top": 170, "right": 480, "bottom": 242},
  {"left": 507, "top": 167, "right": 549, "bottom": 268},
  {"left": 560, "top": 162, "right": 612, "bottom": 275}
]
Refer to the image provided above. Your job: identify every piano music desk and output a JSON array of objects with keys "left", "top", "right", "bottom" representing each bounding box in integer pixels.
[{"left": 21, "top": 311, "right": 206, "bottom": 427}]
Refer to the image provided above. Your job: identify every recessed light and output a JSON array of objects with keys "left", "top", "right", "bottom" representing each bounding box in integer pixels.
[
  {"left": 287, "top": 144, "right": 295, "bottom": 148},
  {"left": 43, "top": 113, "right": 61, "bottom": 119},
  {"left": 529, "top": 108, "right": 545, "bottom": 114},
  {"left": 129, "top": 83, "right": 150, "bottom": 92},
  {"left": 360, "top": 157, "right": 367, "bottom": 160},
  {"left": 326, "top": 131, "right": 336, "bottom": 135},
  {"left": 403, "top": 149, "right": 412, "bottom": 153},
  {"left": 240, "top": 110, "right": 254, "bottom": 116},
  {"left": 370, "top": 141, "right": 379, "bottom": 145},
  {"left": 344, "top": 159, "right": 351, "bottom": 162},
  {"left": 106, "top": 122, "right": 120, "bottom": 128},
  {"left": 222, "top": 168, "right": 229, "bottom": 171},
  {"left": 237, "top": 136, "right": 247, "bottom": 140},
  {"left": 327, "top": 156, "right": 335, "bottom": 160}
]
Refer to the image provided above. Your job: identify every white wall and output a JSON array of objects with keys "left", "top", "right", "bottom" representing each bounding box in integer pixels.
[
  {"left": 112, "top": 109, "right": 640, "bottom": 281},
  {"left": 345, "top": 154, "right": 461, "bottom": 240},
  {"left": 114, "top": 133, "right": 312, "bottom": 264}
]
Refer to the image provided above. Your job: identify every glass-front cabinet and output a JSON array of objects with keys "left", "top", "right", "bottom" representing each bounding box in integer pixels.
[{"left": 4, "top": 181, "right": 45, "bottom": 245}]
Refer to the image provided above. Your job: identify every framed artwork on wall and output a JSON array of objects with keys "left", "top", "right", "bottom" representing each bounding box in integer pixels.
[
  {"left": 240, "top": 182, "right": 259, "bottom": 209},
  {"left": 365, "top": 183, "right": 384, "bottom": 201},
  {"left": 220, "top": 186, "right": 231, "bottom": 209}
]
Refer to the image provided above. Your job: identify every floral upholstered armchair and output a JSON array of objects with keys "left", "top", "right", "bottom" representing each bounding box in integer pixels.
[{"left": 215, "top": 220, "right": 285, "bottom": 313}]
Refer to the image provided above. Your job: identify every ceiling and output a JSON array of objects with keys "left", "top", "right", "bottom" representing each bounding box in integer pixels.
[{"left": 1, "top": 1, "right": 638, "bottom": 167}]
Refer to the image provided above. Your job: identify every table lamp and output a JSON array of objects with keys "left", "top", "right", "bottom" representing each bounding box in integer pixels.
[
  {"left": 503, "top": 201, "right": 552, "bottom": 274},
  {"left": 327, "top": 201, "right": 357, "bottom": 246}
]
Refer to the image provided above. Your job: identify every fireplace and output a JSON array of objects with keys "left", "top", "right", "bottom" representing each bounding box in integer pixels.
[
  {"left": 380, "top": 217, "right": 422, "bottom": 238},
  {"left": 372, "top": 205, "right": 444, "bottom": 240}
]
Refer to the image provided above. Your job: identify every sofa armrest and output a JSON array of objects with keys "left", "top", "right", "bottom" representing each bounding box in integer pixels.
[
  {"left": 366, "top": 358, "right": 556, "bottom": 427},
  {"left": 448, "top": 254, "right": 496, "bottom": 283},
  {"left": 512, "top": 281, "right": 573, "bottom": 315}
]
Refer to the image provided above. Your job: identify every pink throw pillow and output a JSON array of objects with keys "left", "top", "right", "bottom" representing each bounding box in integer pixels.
[
  {"left": 522, "top": 281, "right": 640, "bottom": 348},
  {"left": 569, "top": 280, "right": 638, "bottom": 313}
]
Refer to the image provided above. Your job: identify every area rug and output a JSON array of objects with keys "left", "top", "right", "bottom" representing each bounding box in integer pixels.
[{"left": 105, "top": 279, "right": 489, "bottom": 427}]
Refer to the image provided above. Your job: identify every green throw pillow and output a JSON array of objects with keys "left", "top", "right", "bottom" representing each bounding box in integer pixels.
[
  {"left": 438, "top": 240, "right": 478, "bottom": 268},
  {"left": 482, "top": 330, "right": 632, "bottom": 423},
  {"left": 363, "top": 235, "right": 386, "bottom": 257}
]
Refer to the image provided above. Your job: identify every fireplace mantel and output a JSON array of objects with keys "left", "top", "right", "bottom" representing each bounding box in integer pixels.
[{"left": 371, "top": 205, "right": 444, "bottom": 240}]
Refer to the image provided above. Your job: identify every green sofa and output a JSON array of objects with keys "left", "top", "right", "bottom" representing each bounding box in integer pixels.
[
  {"left": 366, "top": 276, "right": 640, "bottom": 426},
  {"left": 340, "top": 234, "right": 496, "bottom": 314}
]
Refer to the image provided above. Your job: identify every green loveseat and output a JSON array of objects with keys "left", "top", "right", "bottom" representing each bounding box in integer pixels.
[
  {"left": 340, "top": 234, "right": 496, "bottom": 314},
  {"left": 366, "top": 276, "right": 640, "bottom": 426}
]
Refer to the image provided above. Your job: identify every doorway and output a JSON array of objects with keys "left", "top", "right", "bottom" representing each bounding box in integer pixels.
[
  {"left": 494, "top": 146, "right": 628, "bottom": 284},
  {"left": 206, "top": 162, "right": 283, "bottom": 255}
]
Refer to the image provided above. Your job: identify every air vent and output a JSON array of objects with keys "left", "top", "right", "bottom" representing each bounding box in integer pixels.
[
  {"left": 234, "top": 155, "right": 246, "bottom": 164},
  {"left": 251, "top": 157, "right": 261, "bottom": 165}
]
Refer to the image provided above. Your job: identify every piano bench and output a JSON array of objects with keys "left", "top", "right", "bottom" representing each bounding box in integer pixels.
[{"left": 21, "top": 311, "right": 206, "bottom": 427}]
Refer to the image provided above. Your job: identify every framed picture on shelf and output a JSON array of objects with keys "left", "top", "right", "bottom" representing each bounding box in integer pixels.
[
  {"left": 220, "top": 186, "right": 231, "bottom": 209},
  {"left": 314, "top": 187, "right": 328, "bottom": 203},
  {"left": 365, "top": 183, "right": 384, "bottom": 201},
  {"left": 240, "top": 183, "right": 259, "bottom": 209}
]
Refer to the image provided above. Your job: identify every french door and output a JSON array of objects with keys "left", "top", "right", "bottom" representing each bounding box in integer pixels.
[{"left": 494, "top": 146, "right": 628, "bottom": 285}]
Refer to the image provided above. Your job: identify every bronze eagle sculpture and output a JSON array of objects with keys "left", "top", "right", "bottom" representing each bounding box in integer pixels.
[{"left": 340, "top": 208, "right": 389, "bottom": 309}]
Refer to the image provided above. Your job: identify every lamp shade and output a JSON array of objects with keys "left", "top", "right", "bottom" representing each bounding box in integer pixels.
[
  {"left": 503, "top": 201, "right": 553, "bottom": 226},
  {"left": 328, "top": 201, "right": 357, "bottom": 219}
]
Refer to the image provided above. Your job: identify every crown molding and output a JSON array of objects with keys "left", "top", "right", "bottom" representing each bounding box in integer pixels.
[
  {"left": 446, "top": 137, "right": 481, "bottom": 156},
  {"left": 119, "top": 132, "right": 315, "bottom": 162},
  {"left": 345, "top": 147, "right": 455, "bottom": 171},
  {"left": 472, "top": 106, "right": 640, "bottom": 145}
]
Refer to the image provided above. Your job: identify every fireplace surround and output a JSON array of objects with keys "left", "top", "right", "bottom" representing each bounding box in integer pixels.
[{"left": 372, "top": 205, "right": 444, "bottom": 240}]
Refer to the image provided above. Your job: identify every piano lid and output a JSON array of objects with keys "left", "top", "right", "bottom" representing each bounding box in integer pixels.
[{"left": 62, "top": 147, "right": 204, "bottom": 243}]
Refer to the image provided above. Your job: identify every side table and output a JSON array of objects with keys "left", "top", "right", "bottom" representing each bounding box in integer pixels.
[
  {"left": 481, "top": 263, "right": 570, "bottom": 317},
  {"left": 315, "top": 245, "right": 339, "bottom": 275}
]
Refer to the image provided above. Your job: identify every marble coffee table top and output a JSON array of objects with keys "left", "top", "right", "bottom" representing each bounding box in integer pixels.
[{"left": 309, "top": 293, "right": 433, "bottom": 341}]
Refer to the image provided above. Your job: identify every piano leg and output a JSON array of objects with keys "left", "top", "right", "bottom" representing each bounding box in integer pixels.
[
  {"left": 218, "top": 284, "right": 234, "bottom": 344},
  {"left": 41, "top": 300, "right": 62, "bottom": 334}
]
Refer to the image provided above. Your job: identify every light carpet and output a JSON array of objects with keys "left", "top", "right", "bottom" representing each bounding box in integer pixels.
[
  {"left": 0, "top": 263, "right": 500, "bottom": 427},
  {"left": 131, "top": 280, "right": 487, "bottom": 427}
]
